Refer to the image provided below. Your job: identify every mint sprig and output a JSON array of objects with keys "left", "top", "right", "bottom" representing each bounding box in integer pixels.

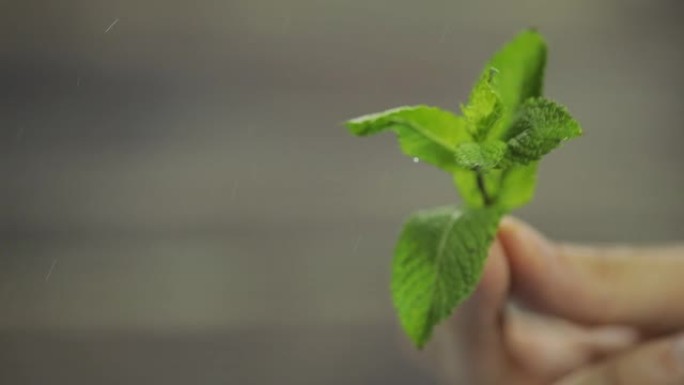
[{"left": 345, "top": 30, "right": 582, "bottom": 348}]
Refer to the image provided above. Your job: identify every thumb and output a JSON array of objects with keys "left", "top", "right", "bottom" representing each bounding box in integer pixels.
[{"left": 498, "top": 217, "right": 684, "bottom": 332}]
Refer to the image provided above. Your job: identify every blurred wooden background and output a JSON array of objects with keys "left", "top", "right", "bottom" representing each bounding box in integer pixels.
[{"left": 1, "top": 0, "right": 683, "bottom": 383}]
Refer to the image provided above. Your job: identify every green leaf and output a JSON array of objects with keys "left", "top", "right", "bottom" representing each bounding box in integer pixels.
[
  {"left": 497, "top": 162, "right": 538, "bottom": 210},
  {"left": 462, "top": 68, "right": 503, "bottom": 140},
  {"left": 485, "top": 29, "right": 547, "bottom": 139},
  {"left": 453, "top": 141, "right": 508, "bottom": 170},
  {"left": 392, "top": 206, "right": 502, "bottom": 348},
  {"left": 346, "top": 106, "right": 472, "bottom": 172},
  {"left": 506, "top": 98, "right": 582, "bottom": 164}
]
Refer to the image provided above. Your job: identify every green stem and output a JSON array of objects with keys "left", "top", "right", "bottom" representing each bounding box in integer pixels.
[{"left": 476, "top": 171, "right": 494, "bottom": 207}]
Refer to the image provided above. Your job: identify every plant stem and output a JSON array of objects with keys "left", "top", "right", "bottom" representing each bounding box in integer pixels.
[{"left": 476, "top": 171, "right": 494, "bottom": 206}]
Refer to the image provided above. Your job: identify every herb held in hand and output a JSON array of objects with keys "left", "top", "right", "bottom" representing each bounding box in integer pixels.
[{"left": 345, "top": 30, "right": 583, "bottom": 348}]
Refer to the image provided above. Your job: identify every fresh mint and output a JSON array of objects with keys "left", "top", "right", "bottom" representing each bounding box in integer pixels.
[
  {"left": 392, "top": 206, "right": 501, "bottom": 346},
  {"left": 345, "top": 30, "right": 582, "bottom": 348}
]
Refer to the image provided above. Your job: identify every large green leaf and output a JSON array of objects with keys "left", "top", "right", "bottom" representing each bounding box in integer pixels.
[
  {"left": 485, "top": 30, "right": 547, "bottom": 139},
  {"left": 392, "top": 206, "right": 502, "bottom": 348},
  {"left": 346, "top": 106, "right": 472, "bottom": 172}
]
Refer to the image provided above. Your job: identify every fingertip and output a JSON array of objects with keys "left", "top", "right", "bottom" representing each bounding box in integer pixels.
[
  {"left": 499, "top": 215, "right": 520, "bottom": 232},
  {"left": 498, "top": 217, "right": 556, "bottom": 289},
  {"left": 468, "top": 239, "right": 510, "bottom": 321},
  {"left": 478, "top": 240, "right": 508, "bottom": 295},
  {"left": 499, "top": 216, "right": 532, "bottom": 259},
  {"left": 499, "top": 216, "right": 555, "bottom": 259},
  {"left": 496, "top": 217, "right": 581, "bottom": 321},
  {"left": 499, "top": 215, "right": 531, "bottom": 235}
]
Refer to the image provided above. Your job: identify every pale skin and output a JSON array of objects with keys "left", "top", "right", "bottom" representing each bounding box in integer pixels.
[{"left": 410, "top": 217, "right": 684, "bottom": 385}]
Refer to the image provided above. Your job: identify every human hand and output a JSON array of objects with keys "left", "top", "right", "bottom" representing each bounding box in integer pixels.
[{"left": 410, "top": 218, "right": 684, "bottom": 385}]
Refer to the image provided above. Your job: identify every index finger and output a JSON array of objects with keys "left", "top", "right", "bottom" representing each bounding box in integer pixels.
[{"left": 499, "top": 217, "right": 684, "bottom": 332}]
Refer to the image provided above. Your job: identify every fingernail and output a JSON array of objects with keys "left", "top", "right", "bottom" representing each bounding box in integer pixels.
[{"left": 591, "top": 326, "right": 639, "bottom": 349}]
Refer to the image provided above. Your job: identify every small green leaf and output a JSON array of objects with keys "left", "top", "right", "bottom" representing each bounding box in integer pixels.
[
  {"left": 392, "top": 206, "right": 502, "bottom": 348},
  {"left": 462, "top": 68, "right": 503, "bottom": 140},
  {"left": 496, "top": 162, "right": 538, "bottom": 210},
  {"left": 453, "top": 141, "right": 508, "bottom": 170},
  {"left": 452, "top": 170, "right": 483, "bottom": 208},
  {"left": 485, "top": 29, "right": 547, "bottom": 139},
  {"left": 346, "top": 106, "right": 472, "bottom": 172},
  {"left": 506, "top": 98, "right": 582, "bottom": 164}
]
